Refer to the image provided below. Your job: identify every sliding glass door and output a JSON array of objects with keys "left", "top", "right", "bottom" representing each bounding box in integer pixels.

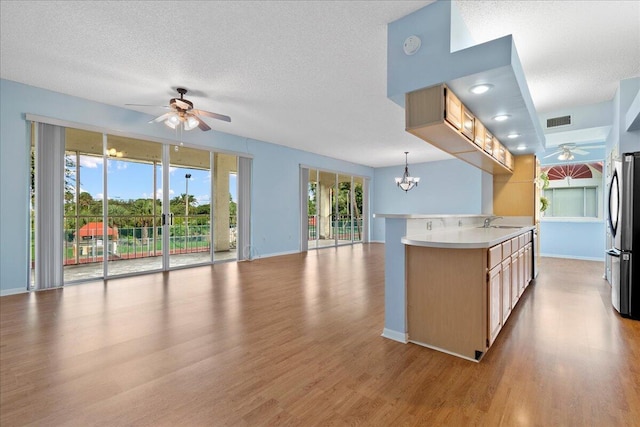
[
  {"left": 304, "top": 167, "right": 368, "bottom": 250},
  {"left": 62, "top": 129, "right": 105, "bottom": 282},
  {"left": 31, "top": 121, "right": 250, "bottom": 288},
  {"left": 105, "top": 135, "right": 164, "bottom": 275},
  {"left": 168, "top": 145, "right": 213, "bottom": 268}
]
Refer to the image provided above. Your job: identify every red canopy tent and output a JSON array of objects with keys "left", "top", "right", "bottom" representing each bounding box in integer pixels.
[{"left": 78, "top": 222, "right": 118, "bottom": 240}]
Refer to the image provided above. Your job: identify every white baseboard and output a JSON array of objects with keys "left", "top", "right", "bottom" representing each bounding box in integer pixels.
[
  {"left": 381, "top": 328, "right": 408, "bottom": 343},
  {"left": 540, "top": 253, "right": 604, "bottom": 262},
  {"left": 409, "top": 340, "right": 480, "bottom": 363},
  {"left": 1, "top": 287, "right": 28, "bottom": 297},
  {"left": 370, "top": 240, "right": 385, "bottom": 243},
  {"left": 249, "top": 249, "right": 300, "bottom": 260}
]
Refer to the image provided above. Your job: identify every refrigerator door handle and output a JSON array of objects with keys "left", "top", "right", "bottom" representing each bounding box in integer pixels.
[
  {"left": 606, "top": 248, "right": 621, "bottom": 257},
  {"left": 608, "top": 168, "right": 619, "bottom": 237}
]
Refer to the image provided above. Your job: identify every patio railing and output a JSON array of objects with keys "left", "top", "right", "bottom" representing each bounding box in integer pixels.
[
  {"left": 62, "top": 214, "right": 236, "bottom": 265},
  {"left": 308, "top": 215, "right": 363, "bottom": 241}
]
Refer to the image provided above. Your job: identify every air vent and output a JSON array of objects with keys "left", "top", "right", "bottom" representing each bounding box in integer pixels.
[{"left": 546, "top": 115, "right": 571, "bottom": 128}]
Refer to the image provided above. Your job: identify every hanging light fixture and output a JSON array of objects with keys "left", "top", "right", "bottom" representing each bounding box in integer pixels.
[
  {"left": 558, "top": 150, "right": 574, "bottom": 161},
  {"left": 164, "top": 112, "right": 201, "bottom": 131},
  {"left": 395, "top": 151, "right": 420, "bottom": 192}
]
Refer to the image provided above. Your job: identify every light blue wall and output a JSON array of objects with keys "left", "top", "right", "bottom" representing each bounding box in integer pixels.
[
  {"left": 539, "top": 221, "right": 605, "bottom": 261},
  {"left": 538, "top": 141, "right": 606, "bottom": 261},
  {"left": 618, "top": 78, "right": 640, "bottom": 154},
  {"left": 607, "top": 78, "right": 640, "bottom": 155},
  {"left": 371, "top": 158, "right": 484, "bottom": 241},
  {"left": 387, "top": 0, "right": 513, "bottom": 107},
  {"left": 0, "top": 79, "right": 373, "bottom": 294}
]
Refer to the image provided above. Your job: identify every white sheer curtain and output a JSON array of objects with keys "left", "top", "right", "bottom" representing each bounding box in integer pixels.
[
  {"left": 361, "top": 178, "right": 370, "bottom": 243},
  {"left": 237, "top": 157, "right": 252, "bottom": 260},
  {"left": 34, "top": 122, "right": 65, "bottom": 289}
]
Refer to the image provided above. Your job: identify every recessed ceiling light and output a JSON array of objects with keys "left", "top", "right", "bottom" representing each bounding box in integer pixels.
[
  {"left": 469, "top": 84, "right": 493, "bottom": 94},
  {"left": 516, "top": 145, "right": 527, "bottom": 151},
  {"left": 493, "top": 114, "right": 511, "bottom": 122},
  {"left": 507, "top": 133, "right": 520, "bottom": 139}
]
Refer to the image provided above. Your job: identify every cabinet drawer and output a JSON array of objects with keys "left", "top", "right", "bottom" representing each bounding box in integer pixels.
[
  {"left": 519, "top": 234, "right": 527, "bottom": 248},
  {"left": 501, "top": 240, "right": 511, "bottom": 258},
  {"left": 511, "top": 237, "right": 520, "bottom": 252},
  {"left": 489, "top": 244, "right": 502, "bottom": 270}
]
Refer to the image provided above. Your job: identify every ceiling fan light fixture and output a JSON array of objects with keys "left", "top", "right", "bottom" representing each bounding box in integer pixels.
[
  {"left": 558, "top": 151, "right": 574, "bottom": 161},
  {"left": 184, "top": 115, "right": 199, "bottom": 131}
]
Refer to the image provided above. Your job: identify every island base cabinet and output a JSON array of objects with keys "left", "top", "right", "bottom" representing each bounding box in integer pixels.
[
  {"left": 488, "top": 265, "right": 502, "bottom": 346},
  {"left": 404, "top": 229, "right": 535, "bottom": 362},
  {"left": 406, "top": 246, "right": 488, "bottom": 362}
]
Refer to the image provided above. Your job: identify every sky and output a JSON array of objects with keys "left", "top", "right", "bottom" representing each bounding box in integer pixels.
[{"left": 72, "top": 155, "right": 237, "bottom": 205}]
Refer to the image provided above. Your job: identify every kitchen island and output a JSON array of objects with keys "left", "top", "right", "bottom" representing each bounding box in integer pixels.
[{"left": 375, "top": 214, "right": 535, "bottom": 362}]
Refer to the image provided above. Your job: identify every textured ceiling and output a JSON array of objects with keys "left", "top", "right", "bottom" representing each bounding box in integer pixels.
[{"left": 1, "top": 1, "right": 638, "bottom": 167}]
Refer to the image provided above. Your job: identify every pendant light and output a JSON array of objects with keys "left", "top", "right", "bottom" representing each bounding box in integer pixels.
[{"left": 395, "top": 152, "right": 420, "bottom": 192}]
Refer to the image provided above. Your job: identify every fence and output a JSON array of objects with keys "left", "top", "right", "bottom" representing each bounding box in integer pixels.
[
  {"left": 61, "top": 214, "right": 236, "bottom": 265},
  {"left": 307, "top": 215, "right": 363, "bottom": 241}
]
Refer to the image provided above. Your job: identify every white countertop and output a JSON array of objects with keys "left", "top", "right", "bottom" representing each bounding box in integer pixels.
[
  {"left": 401, "top": 225, "right": 536, "bottom": 249},
  {"left": 373, "top": 213, "right": 491, "bottom": 219}
]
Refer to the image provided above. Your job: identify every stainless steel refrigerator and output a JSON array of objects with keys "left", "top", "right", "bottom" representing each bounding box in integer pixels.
[{"left": 607, "top": 151, "right": 639, "bottom": 320}]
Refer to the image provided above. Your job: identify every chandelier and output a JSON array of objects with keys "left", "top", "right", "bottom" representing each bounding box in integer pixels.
[{"left": 395, "top": 151, "right": 420, "bottom": 192}]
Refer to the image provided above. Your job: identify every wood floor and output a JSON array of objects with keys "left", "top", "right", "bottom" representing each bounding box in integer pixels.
[{"left": 1, "top": 244, "right": 639, "bottom": 426}]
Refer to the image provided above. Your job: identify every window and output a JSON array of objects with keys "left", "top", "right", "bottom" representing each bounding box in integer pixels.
[
  {"left": 544, "top": 186, "right": 598, "bottom": 218},
  {"left": 541, "top": 162, "right": 603, "bottom": 219}
]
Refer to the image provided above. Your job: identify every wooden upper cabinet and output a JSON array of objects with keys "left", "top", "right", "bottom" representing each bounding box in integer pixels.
[
  {"left": 493, "top": 154, "right": 537, "bottom": 217},
  {"left": 462, "top": 107, "right": 475, "bottom": 141},
  {"left": 493, "top": 140, "right": 506, "bottom": 164},
  {"left": 445, "top": 88, "right": 463, "bottom": 130},
  {"left": 405, "top": 84, "right": 513, "bottom": 175},
  {"left": 474, "top": 120, "right": 485, "bottom": 148},
  {"left": 505, "top": 150, "right": 514, "bottom": 170},
  {"left": 483, "top": 131, "right": 494, "bottom": 155}
]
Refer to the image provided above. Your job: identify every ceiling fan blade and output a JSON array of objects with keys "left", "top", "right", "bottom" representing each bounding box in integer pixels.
[
  {"left": 149, "top": 112, "right": 174, "bottom": 123},
  {"left": 543, "top": 150, "right": 562, "bottom": 158},
  {"left": 572, "top": 149, "right": 589, "bottom": 155},
  {"left": 578, "top": 145, "right": 605, "bottom": 149},
  {"left": 193, "top": 109, "right": 231, "bottom": 123},
  {"left": 197, "top": 118, "right": 211, "bottom": 131}
]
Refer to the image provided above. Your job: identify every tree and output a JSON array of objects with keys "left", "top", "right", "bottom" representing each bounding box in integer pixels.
[
  {"left": 170, "top": 194, "right": 198, "bottom": 216},
  {"left": 228, "top": 194, "right": 237, "bottom": 228},
  {"left": 307, "top": 182, "right": 317, "bottom": 215}
]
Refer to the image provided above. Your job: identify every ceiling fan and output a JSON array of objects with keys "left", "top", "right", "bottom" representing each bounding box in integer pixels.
[
  {"left": 543, "top": 143, "right": 604, "bottom": 161},
  {"left": 126, "top": 88, "right": 230, "bottom": 132}
]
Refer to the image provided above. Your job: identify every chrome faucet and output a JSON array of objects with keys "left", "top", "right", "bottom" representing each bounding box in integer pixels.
[{"left": 483, "top": 216, "right": 503, "bottom": 228}]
